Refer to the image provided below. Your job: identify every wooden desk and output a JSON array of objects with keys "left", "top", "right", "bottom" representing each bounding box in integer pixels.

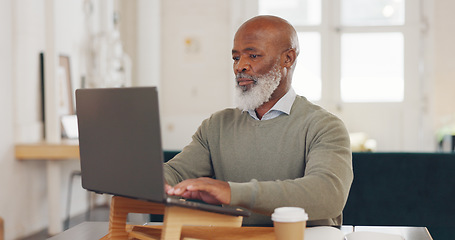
[
  {"left": 47, "top": 222, "right": 108, "bottom": 240},
  {"left": 15, "top": 140, "right": 79, "bottom": 160},
  {"left": 48, "top": 222, "right": 433, "bottom": 240},
  {"left": 15, "top": 140, "right": 80, "bottom": 235},
  {"left": 48, "top": 222, "right": 353, "bottom": 240}
]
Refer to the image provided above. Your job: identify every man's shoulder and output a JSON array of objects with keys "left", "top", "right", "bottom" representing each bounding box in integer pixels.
[
  {"left": 292, "top": 96, "right": 343, "bottom": 122},
  {"left": 200, "top": 107, "right": 244, "bottom": 127},
  {"left": 210, "top": 107, "right": 243, "bottom": 119},
  {"left": 292, "top": 96, "right": 326, "bottom": 115},
  {"left": 197, "top": 108, "right": 245, "bottom": 134}
]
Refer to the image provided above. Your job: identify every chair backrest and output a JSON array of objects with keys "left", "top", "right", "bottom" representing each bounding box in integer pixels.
[
  {"left": 163, "top": 150, "right": 180, "bottom": 162},
  {"left": 344, "top": 152, "right": 455, "bottom": 240}
]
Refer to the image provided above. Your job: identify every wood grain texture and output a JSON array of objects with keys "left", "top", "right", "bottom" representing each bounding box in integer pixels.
[
  {"left": 130, "top": 225, "right": 275, "bottom": 240},
  {"left": 161, "top": 206, "right": 242, "bottom": 239},
  {"left": 15, "top": 141, "right": 80, "bottom": 160},
  {"left": 0, "top": 216, "right": 4, "bottom": 240},
  {"left": 106, "top": 196, "right": 165, "bottom": 240},
  {"left": 104, "top": 196, "right": 243, "bottom": 240}
]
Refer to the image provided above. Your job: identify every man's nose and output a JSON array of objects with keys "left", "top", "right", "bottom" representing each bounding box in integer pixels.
[{"left": 235, "top": 57, "right": 251, "bottom": 73}]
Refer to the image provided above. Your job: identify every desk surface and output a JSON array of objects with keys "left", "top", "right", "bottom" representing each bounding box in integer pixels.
[
  {"left": 15, "top": 140, "right": 79, "bottom": 160},
  {"left": 354, "top": 226, "right": 433, "bottom": 240},
  {"left": 47, "top": 222, "right": 432, "bottom": 240},
  {"left": 47, "top": 222, "right": 108, "bottom": 240}
]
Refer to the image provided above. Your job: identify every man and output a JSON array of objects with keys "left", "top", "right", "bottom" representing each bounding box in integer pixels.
[{"left": 164, "top": 15, "right": 353, "bottom": 226}]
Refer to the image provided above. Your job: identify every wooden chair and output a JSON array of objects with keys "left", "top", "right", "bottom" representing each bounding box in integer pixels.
[{"left": 101, "top": 196, "right": 244, "bottom": 240}]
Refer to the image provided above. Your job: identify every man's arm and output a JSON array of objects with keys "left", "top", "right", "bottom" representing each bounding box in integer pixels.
[
  {"left": 163, "top": 118, "right": 214, "bottom": 186},
  {"left": 164, "top": 114, "right": 232, "bottom": 205}
]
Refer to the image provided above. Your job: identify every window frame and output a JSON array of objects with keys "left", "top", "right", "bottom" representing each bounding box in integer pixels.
[{"left": 259, "top": 0, "right": 423, "bottom": 106}]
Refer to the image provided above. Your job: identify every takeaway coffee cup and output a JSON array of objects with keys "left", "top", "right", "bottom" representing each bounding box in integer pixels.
[{"left": 272, "top": 207, "right": 308, "bottom": 240}]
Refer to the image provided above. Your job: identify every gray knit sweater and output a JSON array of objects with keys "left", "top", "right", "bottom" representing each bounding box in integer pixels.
[{"left": 164, "top": 95, "right": 353, "bottom": 226}]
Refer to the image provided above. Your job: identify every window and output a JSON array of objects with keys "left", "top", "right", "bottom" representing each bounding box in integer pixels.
[
  {"left": 259, "top": 0, "right": 322, "bottom": 101},
  {"left": 259, "top": 0, "right": 409, "bottom": 103},
  {"left": 341, "top": 0, "right": 405, "bottom": 26},
  {"left": 293, "top": 32, "right": 321, "bottom": 100},
  {"left": 259, "top": 0, "right": 321, "bottom": 25},
  {"left": 341, "top": 33, "right": 404, "bottom": 102}
]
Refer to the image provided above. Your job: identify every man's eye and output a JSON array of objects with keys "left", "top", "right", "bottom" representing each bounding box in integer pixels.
[
  {"left": 250, "top": 54, "right": 258, "bottom": 58},
  {"left": 233, "top": 56, "right": 240, "bottom": 61}
]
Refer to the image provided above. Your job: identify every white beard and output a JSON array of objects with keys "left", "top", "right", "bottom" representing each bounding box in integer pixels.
[{"left": 235, "top": 63, "right": 282, "bottom": 111}]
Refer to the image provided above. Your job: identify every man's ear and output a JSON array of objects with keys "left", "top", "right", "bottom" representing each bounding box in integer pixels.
[{"left": 282, "top": 48, "right": 297, "bottom": 68}]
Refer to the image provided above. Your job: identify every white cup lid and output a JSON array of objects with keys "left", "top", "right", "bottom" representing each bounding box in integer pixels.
[{"left": 271, "top": 207, "right": 308, "bottom": 222}]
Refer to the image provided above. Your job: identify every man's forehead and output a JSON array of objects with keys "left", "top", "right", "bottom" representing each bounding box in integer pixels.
[
  {"left": 233, "top": 29, "right": 273, "bottom": 49},
  {"left": 235, "top": 25, "right": 271, "bottom": 40},
  {"left": 232, "top": 38, "right": 268, "bottom": 53}
]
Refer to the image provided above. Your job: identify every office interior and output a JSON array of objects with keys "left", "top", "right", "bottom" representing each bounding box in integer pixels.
[{"left": 0, "top": 0, "right": 454, "bottom": 239}]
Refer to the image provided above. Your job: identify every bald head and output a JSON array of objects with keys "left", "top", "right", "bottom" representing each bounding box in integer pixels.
[{"left": 235, "top": 15, "right": 300, "bottom": 57}]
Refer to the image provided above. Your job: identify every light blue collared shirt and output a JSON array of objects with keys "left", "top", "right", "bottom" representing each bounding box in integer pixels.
[{"left": 246, "top": 88, "right": 297, "bottom": 121}]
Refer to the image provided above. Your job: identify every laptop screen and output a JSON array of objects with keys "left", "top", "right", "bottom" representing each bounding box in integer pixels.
[{"left": 76, "top": 87, "right": 167, "bottom": 203}]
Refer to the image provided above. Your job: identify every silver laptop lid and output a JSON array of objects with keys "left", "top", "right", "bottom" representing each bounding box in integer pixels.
[{"left": 76, "top": 87, "right": 166, "bottom": 202}]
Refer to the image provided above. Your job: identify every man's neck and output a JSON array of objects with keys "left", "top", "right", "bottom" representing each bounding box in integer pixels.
[
  {"left": 255, "top": 84, "right": 291, "bottom": 119},
  {"left": 255, "top": 99, "right": 279, "bottom": 120}
]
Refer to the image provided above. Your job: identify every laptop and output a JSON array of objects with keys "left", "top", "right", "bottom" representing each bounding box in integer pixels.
[{"left": 75, "top": 87, "right": 250, "bottom": 217}]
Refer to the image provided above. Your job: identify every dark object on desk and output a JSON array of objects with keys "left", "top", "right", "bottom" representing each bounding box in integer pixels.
[{"left": 344, "top": 152, "right": 455, "bottom": 240}]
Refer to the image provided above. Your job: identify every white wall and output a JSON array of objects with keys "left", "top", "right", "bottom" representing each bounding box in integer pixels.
[
  {"left": 0, "top": 0, "right": 93, "bottom": 238},
  {"left": 0, "top": 0, "right": 15, "bottom": 239},
  {"left": 158, "top": 0, "right": 233, "bottom": 149},
  {"left": 1, "top": 0, "right": 54, "bottom": 238}
]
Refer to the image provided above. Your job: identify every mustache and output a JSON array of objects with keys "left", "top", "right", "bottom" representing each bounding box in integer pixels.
[{"left": 235, "top": 73, "right": 258, "bottom": 83}]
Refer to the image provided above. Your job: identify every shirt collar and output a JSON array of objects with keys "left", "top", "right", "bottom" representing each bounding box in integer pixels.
[
  {"left": 269, "top": 87, "right": 296, "bottom": 115},
  {"left": 244, "top": 88, "right": 297, "bottom": 120}
]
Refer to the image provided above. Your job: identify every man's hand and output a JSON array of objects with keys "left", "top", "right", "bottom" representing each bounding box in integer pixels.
[{"left": 166, "top": 177, "right": 231, "bottom": 205}]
